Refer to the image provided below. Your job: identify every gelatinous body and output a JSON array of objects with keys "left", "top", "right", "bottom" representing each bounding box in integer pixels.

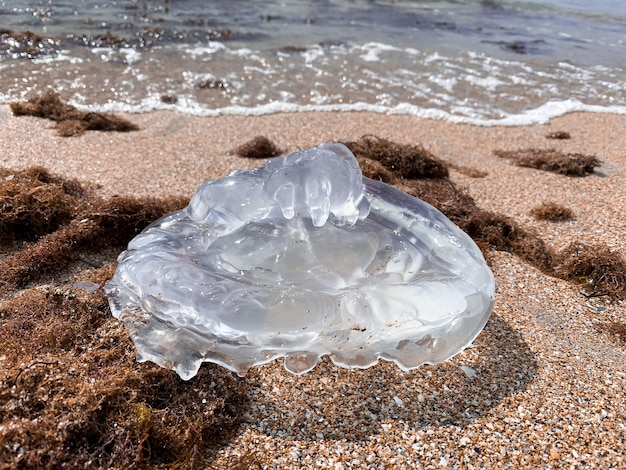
[{"left": 105, "top": 144, "right": 494, "bottom": 379}]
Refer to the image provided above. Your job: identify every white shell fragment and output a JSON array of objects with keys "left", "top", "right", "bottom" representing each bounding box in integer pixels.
[{"left": 105, "top": 143, "right": 495, "bottom": 379}]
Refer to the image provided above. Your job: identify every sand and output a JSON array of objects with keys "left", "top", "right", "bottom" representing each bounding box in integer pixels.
[{"left": 1, "top": 105, "right": 625, "bottom": 468}]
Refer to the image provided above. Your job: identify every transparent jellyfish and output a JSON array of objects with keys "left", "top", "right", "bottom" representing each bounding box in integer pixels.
[{"left": 105, "top": 143, "right": 494, "bottom": 379}]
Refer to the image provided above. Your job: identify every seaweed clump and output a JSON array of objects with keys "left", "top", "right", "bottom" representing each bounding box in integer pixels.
[
  {"left": 0, "top": 165, "right": 250, "bottom": 468},
  {"left": 495, "top": 148, "right": 601, "bottom": 176},
  {"left": 197, "top": 78, "right": 229, "bottom": 89},
  {"left": 354, "top": 156, "right": 395, "bottom": 184},
  {"left": 0, "top": 166, "right": 86, "bottom": 244},
  {"left": 347, "top": 135, "right": 625, "bottom": 300},
  {"left": 1, "top": 296, "right": 247, "bottom": 468},
  {"left": 551, "top": 243, "right": 626, "bottom": 299},
  {"left": 234, "top": 136, "right": 283, "bottom": 159},
  {"left": 0, "top": 28, "right": 57, "bottom": 58},
  {"left": 546, "top": 131, "right": 571, "bottom": 140},
  {"left": 343, "top": 135, "right": 449, "bottom": 179},
  {"left": 160, "top": 93, "right": 178, "bottom": 104},
  {"left": 482, "top": 39, "right": 546, "bottom": 55},
  {"left": 597, "top": 321, "right": 626, "bottom": 345},
  {"left": 449, "top": 164, "right": 488, "bottom": 178},
  {"left": 10, "top": 91, "right": 139, "bottom": 137},
  {"left": 346, "top": 136, "right": 552, "bottom": 270},
  {"left": 530, "top": 202, "right": 575, "bottom": 222},
  {"left": 0, "top": 166, "right": 187, "bottom": 295}
]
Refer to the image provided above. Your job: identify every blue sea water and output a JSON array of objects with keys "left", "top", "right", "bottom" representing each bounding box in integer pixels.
[{"left": 0, "top": 0, "right": 624, "bottom": 125}]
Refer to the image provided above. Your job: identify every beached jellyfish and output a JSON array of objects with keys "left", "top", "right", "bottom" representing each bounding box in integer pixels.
[{"left": 105, "top": 143, "right": 495, "bottom": 380}]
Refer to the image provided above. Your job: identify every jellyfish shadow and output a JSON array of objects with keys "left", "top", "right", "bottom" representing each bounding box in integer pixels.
[{"left": 243, "top": 311, "right": 538, "bottom": 442}]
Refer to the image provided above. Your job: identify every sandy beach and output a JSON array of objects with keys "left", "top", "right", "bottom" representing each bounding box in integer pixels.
[{"left": 1, "top": 105, "right": 625, "bottom": 468}]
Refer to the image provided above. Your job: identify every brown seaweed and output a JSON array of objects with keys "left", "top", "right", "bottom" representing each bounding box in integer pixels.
[
  {"left": 495, "top": 148, "right": 601, "bottom": 176},
  {"left": 0, "top": 166, "right": 250, "bottom": 469},
  {"left": 551, "top": 243, "right": 626, "bottom": 299},
  {"left": 234, "top": 136, "right": 283, "bottom": 159},
  {"left": 530, "top": 202, "right": 575, "bottom": 222},
  {"left": 449, "top": 163, "right": 488, "bottom": 178},
  {"left": 482, "top": 39, "right": 547, "bottom": 55},
  {"left": 160, "top": 94, "right": 178, "bottom": 104},
  {"left": 197, "top": 79, "right": 229, "bottom": 89},
  {"left": 1, "top": 296, "right": 247, "bottom": 468},
  {"left": 0, "top": 166, "right": 186, "bottom": 295},
  {"left": 597, "top": 321, "right": 626, "bottom": 345},
  {"left": 546, "top": 131, "right": 571, "bottom": 140},
  {"left": 0, "top": 28, "right": 57, "bottom": 58},
  {"left": 351, "top": 136, "right": 624, "bottom": 298},
  {"left": 10, "top": 91, "right": 139, "bottom": 136},
  {"left": 343, "top": 135, "right": 449, "bottom": 179},
  {"left": 0, "top": 166, "right": 87, "bottom": 244}
]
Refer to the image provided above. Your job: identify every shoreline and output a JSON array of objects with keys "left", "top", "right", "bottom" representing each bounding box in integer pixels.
[
  {"left": 1, "top": 106, "right": 625, "bottom": 468},
  {"left": 2, "top": 105, "right": 625, "bottom": 252},
  {"left": 2, "top": 104, "right": 625, "bottom": 189}
]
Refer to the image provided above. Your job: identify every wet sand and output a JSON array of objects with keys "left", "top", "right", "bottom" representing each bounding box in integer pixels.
[{"left": 1, "top": 106, "right": 625, "bottom": 468}]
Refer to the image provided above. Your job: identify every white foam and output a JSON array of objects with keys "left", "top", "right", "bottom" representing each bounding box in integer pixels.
[
  {"left": 71, "top": 97, "right": 626, "bottom": 127},
  {"left": 228, "top": 47, "right": 254, "bottom": 57},
  {"left": 358, "top": 42, "right": 399, "bottom": 62},
  {"left": 301, "top": 45, "right": 325, "bottom": 64},
  {"left": 182, "top": 42, "right": 227, "bottom": 59},
  {"left": 462, "top": 74, "right": 504, "bottom": 92},
  {"left": 428, "top": 76, "right": 458, "bottom": 93},
  {"left": 11, "top": 39, "right": 620, "bottom": 128},
  {"left": 91, "top": 47, "right": 142, "bottom": 65},
  {"left": 32, "top": 50, "right": 84, "bottom": 65}
]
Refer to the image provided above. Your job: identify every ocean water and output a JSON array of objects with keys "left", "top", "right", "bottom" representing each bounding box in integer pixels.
[{"left": 0, "top": 0, "right": 624, "bottom": 125}]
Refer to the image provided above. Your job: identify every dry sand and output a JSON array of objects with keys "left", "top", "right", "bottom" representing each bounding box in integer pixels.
[{"left": 1, "top": 105, "right": 625, "bottom": 468}]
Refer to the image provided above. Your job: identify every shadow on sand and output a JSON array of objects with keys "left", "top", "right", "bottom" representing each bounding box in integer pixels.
[{"left": 246, "top": 311, "right": 537, "bottom": 442}]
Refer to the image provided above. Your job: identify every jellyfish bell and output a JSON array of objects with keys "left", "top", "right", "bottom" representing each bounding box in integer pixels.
[{"left": 105, "top": 143, "right": 494, "bottom": 380}]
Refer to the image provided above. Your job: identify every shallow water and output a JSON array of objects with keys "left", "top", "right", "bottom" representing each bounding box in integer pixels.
[{"left": 1, "top": 0, "right": 624, "bottom": 124}]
